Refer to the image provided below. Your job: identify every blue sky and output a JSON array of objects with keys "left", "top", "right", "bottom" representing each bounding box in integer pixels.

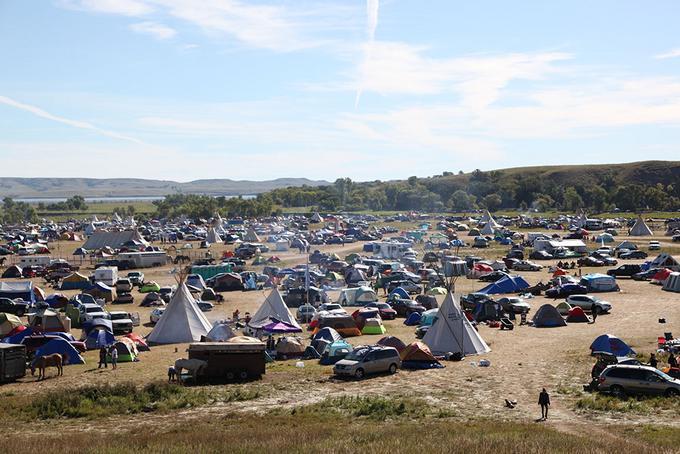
[{"left": 1, "top": 0, "right": 680, "bottom": 181}]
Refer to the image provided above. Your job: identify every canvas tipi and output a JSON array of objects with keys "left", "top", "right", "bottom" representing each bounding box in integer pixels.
[
  {"left": 244, "top": 228, "right": 261, "bottom": 243},
  {"left": 147, "top": 283, "right": 212, "bottom": 344},
  {"left": 629, "top": 216, "right": 653, "bottom": 236},
  {"left": 423, "top": 293, "right": 490, "bottom": 356},
  {"left": 206, "top": 227, "right": 222, "bottom": 244},
  {"left": 248, "top": 288, "right": 301, "bottom": 331}
]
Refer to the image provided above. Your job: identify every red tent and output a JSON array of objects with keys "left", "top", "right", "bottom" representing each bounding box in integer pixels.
[
  {"left": 566, "top": 306, "right": 590, "bottom": 323},
  {"left": 652, "top": 268, "right": 672, "bottom": 284}
]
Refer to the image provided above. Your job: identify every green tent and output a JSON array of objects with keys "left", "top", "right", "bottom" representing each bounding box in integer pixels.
[
  {"left": 361, "top": 318, "right": 386, "bottom": 335},
  {"left": 140, "top": 282, "right": 161, "bottom": 293},
  {"left": 108, "top": 340, "right": 137, "bottom": 363}
]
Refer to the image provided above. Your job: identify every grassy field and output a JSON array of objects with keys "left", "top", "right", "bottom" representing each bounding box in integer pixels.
[{"left": 35, "top": 200, "right": 157, "bottom": 220}]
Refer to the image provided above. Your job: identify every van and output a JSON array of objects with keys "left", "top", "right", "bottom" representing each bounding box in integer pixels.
[
  {"left": 598, "top": 364, "right": 680, "bottom": 397},
  {"left": 333, "top": 345, "right": 401, "bottom": 379}
]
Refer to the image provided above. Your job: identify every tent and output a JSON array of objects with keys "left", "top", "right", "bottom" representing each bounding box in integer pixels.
[
  {"left": 108, "top": 339, "right": 137, "bottom": 362},
  {"left": 319, "top": 340, "right": 353, "bottom": 365},
  {"left": 29, "top": 309, "right": 71, "bottom": 333},
  {"left": 579, "top": 274, "right": 619, "bottom": 292},
  {"left": 206, "top": 228, "right": 222, "bottom": 244},
  {"left": 652, "top": 268, "right": 673, "bottom": 285},
  {"left": 84, "top": 329, "right": 115, "bottom": 350},
  {"left": 404, "top": 312, "right": 422, "bottom": 326},
  {"left": 662, "top": 272, "right": 680, "bottom": 293},
  {"left": 629, "top": 216, "right": 653, "bottom": 236},
  {"left": 419, "top": 309, "right": 439, "bottom": 327},
  {"left": 206, "top": 323, "right": 235, "bottom": 341},
  {"left": 473, "top": 300, "right": 503, "bottom": 322},
  {"left": 275, "top": 337, "right": 306, "bottom": 358},
  {"left": 34, "top": 338, "right": 84, "bottom": 365},
  {"left": 595, "top": 233, "right": 614, "bottom": 243},
  {"left": 314, "top": 314, "right": 361, "bottom": 337},
  {"left": 0, "top": 281, "right": 35, "bottom": 304},
  {"left": 361, "top": 318, "right": 386, "bottom": 335},
  {"left": 2, "top": 326, "right": 33, "bottom": 344},
  {"left": 400, "top": 342, "right": 443, "bottom": 370},
  {"left": 263, "top": 319, "right": 302, "bottom": 333},
  {"left": 477, "top": 275, "right": 530, "bottom": 295},
  {"left": 387, "top": 287, "right": 409, "bottom": 300},
  {"left": 210, "top": 273, "right": 244, "bottom": 292},
  {"left": 124, "top": 333, "right": 149, "bottom": 351},
  {"left": 590, "top": 334, "right": 635, "bottom": 357},
  {"left": 248, "top": 289, "right": 301, "bottom": 331},
  {"left": 2, "top": 265, "right": 22, "bottom": 278},
  {"left": 423, "top": 293, "right": 490, "bottom": 356},
  {"left": 45, "top": 294, "right": 69, "bottom": 309},
  {"left": 60, "top": 272, "right": 92, "bottom": 290},
  {"left": 85, "top": 282, "right": 117, "bottom": 302},
  {"left": 468, "top": 263, "right": 493, "bottom": 279},
  {"left": 532, "top": 304, "right": 567, "bottom": 328},
  {"left": 147, "top": 283, "right": 212, "bottom": 345},
  {"left": 566, "top": 306, "right": 590, "bottom": 323},
  {"left": 337, "top": 286, "right": 378, "bottom": 306},
  {"left": 427, "top": 287, "right": 448, "bottom": 296},
  {"left": 555, "top": 301, "right": 572, "bottom": 316},
  {"left": 377, "top": 336, "right": 406, "bottom": 352},
  {"left": 311, "top": 327, "right": 342, "bottom": 354},
  {"left": 648, "top": 253, "right": 680, "bottom": 271},
  {"left": 243, "top": 229, "right": 261, "bottom": 243},
  {"left": 0, "top": 313, "right": 24, "bottom": 336}
]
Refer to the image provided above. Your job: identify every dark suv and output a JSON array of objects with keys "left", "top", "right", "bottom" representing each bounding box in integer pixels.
[
  {"left": 606, "top": 264, "right": 642, "bottom": 278},
  {"left": 389, "top": 298, "right": 426, "bottom": 317}
]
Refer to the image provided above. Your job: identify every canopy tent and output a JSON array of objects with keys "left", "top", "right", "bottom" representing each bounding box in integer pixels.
[
  {"left": 477, "top": 275, "right": 530, "bottom": 295},
  {"left": 423, "top": 293, "right": 490, "bottom": 356},
  {"left": 147, "top": 283, "right": 212, "bottom": 345},
  {"left": 532, "top": 304, "right": 567, "bottom": 328},
  {"left": 590, "top": 334, "right": 635, "bottom": 357},
  {"left": 629, "top": 216, "right": 653, "bottom": 236}
]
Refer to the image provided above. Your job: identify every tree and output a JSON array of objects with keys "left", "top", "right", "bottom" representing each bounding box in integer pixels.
[
  {"left": 563, "top": 187, "right": 583, "bottom": 211},
  {"left": 482, "top": 193, "right": 502, "bottom": 211},
  {"left": 450, "top": 190, "right": 474, "bottom": 212}
]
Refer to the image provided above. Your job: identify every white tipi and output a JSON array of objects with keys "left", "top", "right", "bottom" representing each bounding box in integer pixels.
[
  {"left": 423, "top": 293, "right": 490, "bottom": 356},
  {"left": 206, "top": 227, "right": 222, "bottom": 244},
  {"left": 629, "top": 215, "right": 653, "bottom": 236},
  {"left": 147, "top": 283, "right": 212, "bottom": 344},
  {"left": 248, "top": 288, "right": 301, "bottom": 330}
]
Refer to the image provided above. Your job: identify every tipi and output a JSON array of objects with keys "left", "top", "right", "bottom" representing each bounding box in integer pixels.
[
  {"left": 206, "top": 227, "right": 222, "bottom": 244},
  {"left": 629, "top": 215, "right": 653, "bottom": 236},
  {"left": 147, "top": 283, "right": 212, "bottom": 344},
  {"left": 248, "top": 288, "right": 301, "bottom": 331},
  {"left": 423, "top": 293, "right": 490, "bottom": 356}
]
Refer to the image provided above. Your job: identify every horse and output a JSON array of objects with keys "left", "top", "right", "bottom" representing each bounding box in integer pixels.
[
  {"left": 174, "top": 358, "right": 207, "bottom": 385},
  {"left": 30, "top": 353, "right": 66, "bottom": 380}
]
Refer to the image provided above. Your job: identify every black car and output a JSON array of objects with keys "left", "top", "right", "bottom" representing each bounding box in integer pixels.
[
  {"left": 389, "top": 299, "right": 426, "bottom": 317},
  {"left": 632, "top": 268, "right": 663, "bottom": 281},
  {"left": 619, "top": 250, "right": 648, "bottom": 260},
  {"left": 386, "top": 279, "right": 421, "bottom": 295},
  {"left": 545, "top": 284, "right": 588, "bottom": 298},
  {"left": 0, "top": 297, "right": 29, "bottom": 316},
  {"left": 530, "top": 250, "right": 554, "bottom": 260},
  {"left": 460, "top": 292, "right": 494, "bottom": 311},
  {"left": 478, "top": 271, "right": 509, "bottom": 282},
  {"left": 607, "top": 264, "right": 642, "bottom": 278}
]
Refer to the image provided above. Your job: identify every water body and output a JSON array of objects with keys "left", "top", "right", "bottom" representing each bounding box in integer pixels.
[{"left": 16, "top": 195, "right": 256, "bottom": 203}]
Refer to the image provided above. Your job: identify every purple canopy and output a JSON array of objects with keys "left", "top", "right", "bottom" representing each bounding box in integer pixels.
[{"left": 263, "top": 319, "right": 302, "bottom": 333}]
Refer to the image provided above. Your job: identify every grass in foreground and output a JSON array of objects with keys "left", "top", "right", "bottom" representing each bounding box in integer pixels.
[{"left": 575, "top": 393, "right": 680, "bottom": 416}]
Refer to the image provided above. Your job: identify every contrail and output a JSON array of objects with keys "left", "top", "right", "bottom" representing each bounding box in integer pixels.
[
  {"left": 0, "top": 95, "right": 145, "bottom": 145},
  {"left": 355, "top": 0, "right": 380, "bottom": 108}
]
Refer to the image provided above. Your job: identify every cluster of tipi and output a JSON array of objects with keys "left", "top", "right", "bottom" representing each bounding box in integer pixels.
[{"left": 147, "top": 280, "right": 490, "bottom": 357}]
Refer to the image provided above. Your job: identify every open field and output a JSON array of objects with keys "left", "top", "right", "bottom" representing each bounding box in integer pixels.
[{"left": 1, "top": 225, "right": 680, "bottom": 452}]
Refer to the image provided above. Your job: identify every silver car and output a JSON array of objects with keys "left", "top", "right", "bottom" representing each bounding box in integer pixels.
[
  {"left": 333, "top": 346, "right": 401, "bottom": 379},
  {"left": 598, "top": 364, "right": 680, "bottom": 397}
]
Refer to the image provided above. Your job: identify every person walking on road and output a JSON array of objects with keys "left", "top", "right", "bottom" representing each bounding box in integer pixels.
[{"left": 538, "top": 388, "right": 550, "bottom": 421}]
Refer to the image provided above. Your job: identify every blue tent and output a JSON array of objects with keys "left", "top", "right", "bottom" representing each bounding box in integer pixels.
[
  {"left": 34, "top": 338, "right": 85, "bottom": 365},
  {"left": 404, "top": 312, "right": 422, "bottom": 326},
  {"left": 85, "top": 329, "right": 115, "bottom": 350},
  {"left": 82, "top": 318, "right": 113, "bottom": 335},
  {"left": 2, "top": 327, "right": 34, "bottom": 344},
  {"left": 590, "top": 334, "right": 635, "bottom": 357},
  {"left": 478, "top": 275, "right": 530, "bottom": 295},
  {"left": 389, "top": 287, "right": 409, "bottom": 300}
]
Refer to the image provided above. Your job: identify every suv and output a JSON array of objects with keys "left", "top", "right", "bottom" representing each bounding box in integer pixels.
[
  {"left": 598, "top": 364, "right": 680, "bottom": 397},
  {"left": 0, "top": 298, "right": 29, "bottom": 316},
  {"left": 565, "top": 295, "right": 612, "bottom": 314},
  {"left": 126, "top": 271, "right": 144, "bottom": 286},
  {"left": 79, "top": 303, "right": 110, "bottom": 324},
  {"left": 497, "top": 297, "right": 531, "bottom": 314},
  {"left": 389, "top": 299, "right": 426, "bottom": 317},
  {"left": 648, "top": 241, "right": 661, "bottom": 251},
  {"left": 513, "top": 260, "right": 542, "bottom": 271},
  {"left": 333, "top": 345, "right": 401, "bottom": 379},
  {"left": 115, "top": 278, "right": 133, "bottom": 293},
  {"left": 607, "top": 264, "right": 642, "bottom": 278}
]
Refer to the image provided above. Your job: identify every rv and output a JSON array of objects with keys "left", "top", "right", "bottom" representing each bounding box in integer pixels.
[
  {"left": 94, "top": 266, "right": 118, "bottom": 286},
  {"left": 371, "top": 241, "right": 414, "bottom": 260},
  {"left": 117, "top": 251, "right": 168, "bottom": 268},
  {"left": 19, "top": 256, "right": 51, "bottom": 267}
]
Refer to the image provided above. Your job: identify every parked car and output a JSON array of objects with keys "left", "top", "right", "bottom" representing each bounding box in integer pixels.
[
  {"left": 333, "top": 345, "right": 401, "bottom": 379},
  {"left": 529, "top": 250, "right": 554, "bottom": 260},
  {"left": 126, "top": 271, "right": 144, "bottom": 286},
  {"left": 497, "top": 296, "right": 531, "bottom": 314},
  {"left": 389, "top": 299, "right": 426, "bottom": 317},
  {"left": 318, "top": 303, "right": 346, "bottom": 315},
  {"left": 296, "top": 303, "right": 316, "bottom": 322},
  {"left": 513, "top": 260, "right": 542, "bottom": 271},
  {"left": 115, "top": 278, "right": 133, "bottom": 293},
  {"left": 0, "top": 297, "right": 29, "bottom": 316},
  {"left": 619, "top": 250, "right": 648, "bottom": 260},
  {"left": 672, "top": 234, "right": 680, "bottom": 243},
  {"left": 565, "top": 294, "right": 612, "bottom": 314},
  {"left": 386, "top": 279, "right": 421, "bottom": 295},
  {"left": 363, "top": 302, "right": 397, "bottom": 320},
  {"left": 150, "top": 307, "right": 165, "bottom": 324},
  {"left": 545, "top": 284, "right": 588, "bottom": 298},
  {"left": 648, "top": 241, "right": 661, "bottom": 251},
  {"left": 479, "top": 271, "right": 509, "bottom": 282},
  {"left": 461, "top": 292, "right": 494, "bottom": 311},
  {"left": 78, "top": 303, "right": 110, "bottom": 324},
  {"left": 597, "top": 364, "right": 680, "bottom": 397},
  {"left": 113, "top": 293, "right": 134, "bottom": 304},
  {"left": 109, "top": 311, "right": 134, "bottom": 334},
  {"left": 606, "top": 264, "right": 642, "bottom": 278},
  {"left": 632, "top": 268, "right": 663, "bottom": 281}
]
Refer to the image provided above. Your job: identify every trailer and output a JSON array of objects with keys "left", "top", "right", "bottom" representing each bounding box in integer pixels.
[
  {"left": 117, "top": 252, "right": 168, "bottom": 268},
  {"left": 0, "top": 344, "right": 26, "bottom": 383},
  {"left": 188, "top": 341, "right": 266, "bottom": 381}
]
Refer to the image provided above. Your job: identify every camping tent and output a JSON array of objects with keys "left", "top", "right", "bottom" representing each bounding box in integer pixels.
[
  {"left": 85, "top": 282, "right": 117, "bottom": 302},
  {"left": 243, "top": 229, "right": 261, "bottom": 242},
  {"left": 400, "top": 342, "right": 443, "bottom": 370},
  {"left": 0, "top": 313, "right": 23, "bottom": 336},
  {"left": 337, "top": 286, "right": 377, "bottom": 306},
  {"left": 275, "top": 337, "right": 306, "bottom": 358},
  {"left": 477, "top": 275, "right": 530, "bottom": 295},
  {"left": 206, "top": 228, "right": 222, "bottom": 244},
  {"left": 579, "top": 274, "right": 619, "bottom": 292},
  {"left": 314, "top": 314, "right": 361, "bottom": 337},
  {"left": 629, "top": 216, "right": 653, "bottom": 236},
  {"left": 651, "top": 268, "right": 672, "bottom": 285},
  {"left": 34, "top": 338, "right": 84, "bottom": 365},
  {"left": 423, "top": 293, "right": 490, "bottom": 356},
  {"left": 29, "top": 309, "right": 71, "bottom": 333},
  {"left": 648, "top": 253, "right": 680, "bottom": 271},
  {"left": 0, "top": 281, "right": 36, "bottom": 304},
  {"left": 566, "top": 306, "right": 590, "bottom": 323},
  {"left": 311, "top": 327, "right": 342, "bottom": 354},
  {"left": 248, "top": 289, "right": 301, "bottom": 331},
  {"left": 361, "top": 318, "right": 386, "bottom": 335},
  {"left": 1, "top": 265, "right": 22, "bottom": 278},
  {"left": 84, "top": 328, "right": 115, "bottom": 350},
  {"left": 147, "top": 283, "right": 212, "bottom": 345},
  {"left": 555, "top": 301, "right": 572, "bottom": 316},
  {"left": 108, "top": 339, "right": 137, "bottom": 362},
  {"left": 662, "top": 272, "right": 680, "bottom": 293},
  {"left": 590, "top": 334, "right": 635, "bottom": 357},
  {"left": 206, "top": 323, "right": 235, "bottom": 341},
  {"left": 319, "top": 340, "right": 352, "bottom": 365},
  {"left": 60, "top": 272, "right": 92, "bottom": 290},
  {"left": 532, "top": 304, "right": 567, "bottom": 328},
  {"left": 377, "top": 336, "right": 406, "bottom": 352}
]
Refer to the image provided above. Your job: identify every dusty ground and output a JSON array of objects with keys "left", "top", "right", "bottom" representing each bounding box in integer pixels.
[{"left": 1, "top": 222, "right": 679, "bottom": 437}]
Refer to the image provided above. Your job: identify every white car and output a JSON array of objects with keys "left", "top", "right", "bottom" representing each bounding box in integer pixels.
[
  {"left": 318, "top": 303, "right": 346, "bottom": 314},
  {"left": 79, "top": 303, "right": 110, "bottom": 324},
  {"left": 649, "top": 241, "right": 661, "bottom": 251},
  {"left": 150, "top": 307, "right": 165, "bottom": 324},
  {"left": 565, "top": 295, "right": 612, "bottom": 314}
]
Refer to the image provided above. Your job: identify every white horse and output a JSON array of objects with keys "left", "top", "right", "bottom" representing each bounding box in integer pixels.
[{"left": 174, "top": 358, "right": 207, "bottom": 385}]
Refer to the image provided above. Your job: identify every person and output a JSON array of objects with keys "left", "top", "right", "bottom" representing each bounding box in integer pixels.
[
  {"left": 591, "top": 308, "right": 598, "bottom": 323},
  {"left": 110, "top": 345, "right": 118, "bottom": 370},
  {"left": 649, "top": 352, "right": 658, "bottom": 369},
  {"left": 232, "top": 309, "right": 240, "bottom": 321},
  {"left": 244, "top": 312, "right": 251, "bottom": 324},
  {"left": 538, "top": 388, "right": 550, "bottom": 420},
  {"left": 98, "top": 347, "right": 108, "bottom": 369},
  {"left": 168, "top": 365, "right": 176, "bottom": 383},
  {"left": 669, "top": 352, "right": 678, "bottom": 368}
]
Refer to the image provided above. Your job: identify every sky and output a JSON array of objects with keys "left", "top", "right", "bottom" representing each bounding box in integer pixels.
[{"left": 1, "top": 0, "right": 680, "bottom": 182}]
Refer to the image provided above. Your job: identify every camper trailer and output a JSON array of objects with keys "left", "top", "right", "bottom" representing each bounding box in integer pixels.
[
  {"left": 372, "top": 241, "right": 414, "bottom": 260},
  {"left": 19, "top": 256, "right": 52, "bottom": 268},
  {"left": 94, "top": 266, "right": 118, "bottom": 286},
  {"left": 117, "top": 251, "right": 168, "bottom": 268}
]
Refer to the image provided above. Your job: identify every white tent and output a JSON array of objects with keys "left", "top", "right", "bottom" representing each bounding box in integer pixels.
[
  {"left": 663, "top": 272, "right": 680, "bottom": 292},
  {"left": 629, "top": 216, "right": 653, "bottom": 236},
  {"left": 248, "top": 288, "right": 301, "bottom": 330},
  {"left": 206, "top": 227, "right": 222, "bottom": 244},
  {"left": 147, "top": 283, "right": 212, "bottom": 344},
  {"left": 423, "top": 293, "right": 490, "bottom": 356},
  {"left": 206, "top": 322, "right": 235, "bottom": 341},
  {"left": 480, "top": 221, "right": 497, "bottom": 236}
]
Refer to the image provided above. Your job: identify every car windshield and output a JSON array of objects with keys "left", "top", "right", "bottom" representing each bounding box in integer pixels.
[
  {"left": 377, "top": 303, "right": 390, "bottom": 309},
  {"left": 344, "top": 348, "right": 369, "bottom": 361},
  {"left": 85, "top": 307, "right": 103, "bottom": 313},
  {"left": 324, "top": 304, "right": 341, "bottom": 310},
  {"left": 110, "top": 313, "right": 128, "bottom": 320}
]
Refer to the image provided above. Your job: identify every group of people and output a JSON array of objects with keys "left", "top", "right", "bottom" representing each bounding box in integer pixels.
[
  {"left": 97, "top": 345, "right": 119, "bottom": 370},
  {"left": 232, "top": 309, "right": 251, "bottom": 324},
  {"left": 649, "top": 351, "right": 678, "bottom": 369}
]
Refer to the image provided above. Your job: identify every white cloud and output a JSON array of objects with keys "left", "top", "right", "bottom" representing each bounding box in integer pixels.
[
  {"left": 58, "top": 0, "right": 154, "bottom": 16},
  {"left": 129, "top": 21, "right": 176, "bottom": 40},
  {"left": 654, "top": 49, "right": 680, "bottom": 60},
  {"left": 0, "top": 95, "right": 145, "bottom": 145}
]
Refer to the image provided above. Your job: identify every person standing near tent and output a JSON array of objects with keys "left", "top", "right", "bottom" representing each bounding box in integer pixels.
[
  {"left": 669, "top": 352, "right": 678, "bottom": 369},
  {"left": 98, "top": 347, "right": 108, "bottom": 369},
  {"left": 591, "top": 308, "right": 598, "bottom": 323},
  {"left": 110, "top": 345, "right": 118, "bottom": 370},
  {"left": 649, "top": 352, "right": 658, "bottom": 369},
  {"left": 538, "top": 388, "right": 550, "bottom": 420}
]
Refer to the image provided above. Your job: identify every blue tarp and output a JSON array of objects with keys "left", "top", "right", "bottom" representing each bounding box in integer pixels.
[
  {"left": 389, "top": 287, "right": 409, "bottom": 300},
  {"left": 590, "top": 334, "right": 635, "bottom": 357},
  {"left": 34, "top": 338, "right": 85, "bottom": 365},
  {"left": 478, "top": 275, "right": 530, "bottom": 295},
  {"left": 404, "top": 312, "right": 422, "bottom": 326}
]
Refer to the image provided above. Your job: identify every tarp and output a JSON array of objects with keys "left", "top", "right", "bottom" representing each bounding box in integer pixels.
[
  {"left": 423, "top": 293, "right": 490, "bottom": 356},
  {"left": 477, "top": 275, "right": 530, "bottom": 295},
  {"left": 532, "top": 304, "right": 567, "bottom": 328},
  {"left": 147, "top": 283, "right": 212, "bottom": 345},
  {"left": 34, "top": 338, "right": 85, "bottom": 365},
  {"left": 590, "top": 334, "right": 635, "bottom": 357}
]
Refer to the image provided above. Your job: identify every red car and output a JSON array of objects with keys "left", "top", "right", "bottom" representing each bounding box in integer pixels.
[{"left": 363, "top": 302, "right": 397, "bottom": 320}]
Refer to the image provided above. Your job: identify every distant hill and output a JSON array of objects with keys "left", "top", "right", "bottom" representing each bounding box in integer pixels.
[{"left": 0, "top": 177, "right": 329, "bottom": 199}]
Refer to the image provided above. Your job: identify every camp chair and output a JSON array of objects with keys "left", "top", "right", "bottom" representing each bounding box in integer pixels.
[{"left": 658, "top": 337, "right": 667, "bottom": 348}]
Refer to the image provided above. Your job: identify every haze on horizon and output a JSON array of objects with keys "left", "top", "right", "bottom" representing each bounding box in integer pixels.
[{"left": 2, "top": 1, "right": 680, "bottom": 182}]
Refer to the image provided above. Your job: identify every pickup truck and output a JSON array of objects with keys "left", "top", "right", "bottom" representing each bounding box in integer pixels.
[
  {"left": 109, "top": 311, "right": 135, "bottom": 334},
  {"left": 607, "top": 264, "right": 642, "bottom": 278}
]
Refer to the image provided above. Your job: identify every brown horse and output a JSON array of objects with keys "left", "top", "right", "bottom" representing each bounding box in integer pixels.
[{"left": 31, "top": 353, "right": 66, "bottom": 380}]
